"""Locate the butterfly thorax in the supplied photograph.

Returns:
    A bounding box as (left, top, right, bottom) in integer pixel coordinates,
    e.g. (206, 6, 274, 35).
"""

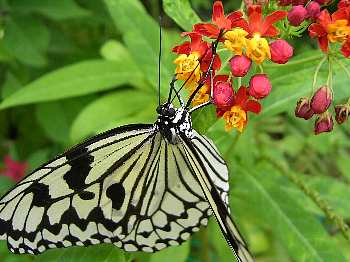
(155, 103, 193, 144)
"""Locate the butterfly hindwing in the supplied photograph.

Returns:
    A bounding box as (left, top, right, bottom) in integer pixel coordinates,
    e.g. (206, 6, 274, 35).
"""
(181, 133, 254, 262)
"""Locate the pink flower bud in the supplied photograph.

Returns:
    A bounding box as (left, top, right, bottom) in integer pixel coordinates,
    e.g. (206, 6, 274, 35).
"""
(269, 39, 294, 64)
(314, 112, 333, 135)
(213, 81, 234, 109)
(334, 104, 350, 124)
(249, 74, 272, 99)
(295, 97, 314, 120)
(288, 5, 307, 26)
(310, 85, 333, 114)
(229, 55, 252, 77)
(306, 1, 321, 19)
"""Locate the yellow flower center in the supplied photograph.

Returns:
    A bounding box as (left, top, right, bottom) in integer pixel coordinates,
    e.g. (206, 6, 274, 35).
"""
(174, 52, 201, 88)
(223, 105, 247, 132)
(327, 20, 350, 43)
(224, 28, 249, 55)
(190, 84, 210, 107)
(246, 34, 271, 64)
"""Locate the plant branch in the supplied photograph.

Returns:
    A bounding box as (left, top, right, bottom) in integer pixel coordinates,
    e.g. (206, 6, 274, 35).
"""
(265, 157, 350, 243)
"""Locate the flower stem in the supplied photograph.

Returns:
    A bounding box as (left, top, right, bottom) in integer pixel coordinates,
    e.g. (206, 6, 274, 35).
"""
(258, 64, 264, 73)
(237, 77, 242, 88)
(266, 157, 350, 243)
(311, 55, 327, 96)
(327, 56, 333, 88)
(263, 54, 324, 68)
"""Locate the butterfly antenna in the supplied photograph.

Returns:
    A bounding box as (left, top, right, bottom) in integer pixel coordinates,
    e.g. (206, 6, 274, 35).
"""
(157, 4, 163, 106)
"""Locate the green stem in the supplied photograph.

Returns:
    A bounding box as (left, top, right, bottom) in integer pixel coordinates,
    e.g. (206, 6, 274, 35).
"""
(258, 64, 264, 73)
(263, 54, 324, 68)
(237, 77, 242, 88)
(240, 0, 245, 11)
(327, 56, 333, 88)
(311, 55, 327, 96)
(266, 157, 350, 243)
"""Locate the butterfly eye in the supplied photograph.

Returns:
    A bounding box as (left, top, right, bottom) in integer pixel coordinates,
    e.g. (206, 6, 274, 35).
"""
(156, 105, 162, 114)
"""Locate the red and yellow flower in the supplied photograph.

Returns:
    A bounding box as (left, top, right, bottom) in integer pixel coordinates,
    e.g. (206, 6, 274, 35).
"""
(221, 86, 261, 132)
(224, 5, 287, 64)
(173, 32, 221, 88)
(193, 1, 245, 39)
(309, 8, 350, 55)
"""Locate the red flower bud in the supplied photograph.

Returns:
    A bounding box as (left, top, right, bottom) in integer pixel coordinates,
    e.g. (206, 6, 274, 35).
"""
(269, 39, 294, 64)
(314, 112, 333, 135)
(310, 85, 333, 114)
(334, 104, 350, 124)
(213, 81, 234, 109)
(306, 1, 321, 20)
(288, 5, 307, 26)
(229, 55, 252, 77)
(295, 97, 314, 120)
(249, 74, 272, 99)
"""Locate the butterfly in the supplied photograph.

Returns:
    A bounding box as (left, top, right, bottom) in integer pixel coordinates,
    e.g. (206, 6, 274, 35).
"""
(0, 27, 254, 262)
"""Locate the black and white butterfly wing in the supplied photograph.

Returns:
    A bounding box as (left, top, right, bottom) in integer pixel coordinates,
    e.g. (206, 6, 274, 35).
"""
(0, 124, 228, 255)
(182, 132, 254, 262)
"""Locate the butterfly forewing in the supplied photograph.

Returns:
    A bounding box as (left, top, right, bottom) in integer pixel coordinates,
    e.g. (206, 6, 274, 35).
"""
(0, 124, 230, 255)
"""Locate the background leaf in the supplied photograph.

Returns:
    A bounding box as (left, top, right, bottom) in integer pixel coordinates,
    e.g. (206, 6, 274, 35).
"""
(0, 60, 144, 109)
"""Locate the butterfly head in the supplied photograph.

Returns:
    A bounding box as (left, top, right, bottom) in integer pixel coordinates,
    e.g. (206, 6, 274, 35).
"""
(156, 103, 176, 119)
(156, 103, 192, 144)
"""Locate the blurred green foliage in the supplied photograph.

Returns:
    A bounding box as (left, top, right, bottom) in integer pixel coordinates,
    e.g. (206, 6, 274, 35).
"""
(0, 0, 349, 261)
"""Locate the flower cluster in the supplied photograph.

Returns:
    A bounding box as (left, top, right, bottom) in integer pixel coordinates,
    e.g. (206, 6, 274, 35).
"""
(172, 1, 293, 132)
(291, 1, 350, 134)
(308, 2, 350, 56)
(295, 86, 350, 134)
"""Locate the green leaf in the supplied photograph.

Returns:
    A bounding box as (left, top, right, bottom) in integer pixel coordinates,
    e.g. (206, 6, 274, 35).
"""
(36, 97, 93, 144)
(103, 0, 176, 99)
(192, 105, 217, 134)
(1, 72, 22, 99)
(0, 176, 14, 196)
(149, 241, 190, 262)
(34, 244, 125, 262)
(3, 17, 49, 67)
(10, 0, 90, 20)
(163, 0, 201, 32)
(100, 40, 132, 62)
(232, 164, 348, 261)
(0, 60, 144, 110)
(70, 89, 155, 143)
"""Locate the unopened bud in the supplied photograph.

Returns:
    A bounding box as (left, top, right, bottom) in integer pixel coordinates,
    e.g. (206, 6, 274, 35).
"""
(295, 97, 314, 120)
(288, 5, 308, 26)
(314, 112, 333, 135)
(311, 85, 333, 114)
